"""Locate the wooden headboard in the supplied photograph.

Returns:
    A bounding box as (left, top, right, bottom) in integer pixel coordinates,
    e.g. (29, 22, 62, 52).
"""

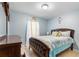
(51, 28, 75, 38)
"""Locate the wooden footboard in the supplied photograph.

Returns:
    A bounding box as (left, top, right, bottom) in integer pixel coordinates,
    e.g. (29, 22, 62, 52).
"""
(29, 37, 50, 57)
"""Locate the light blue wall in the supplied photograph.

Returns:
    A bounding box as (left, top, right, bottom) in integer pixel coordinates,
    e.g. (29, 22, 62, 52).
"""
(47, 11, 79, 49)
(9, 11, 28, 43)
(38, 18, 48, 36)
(9, 10, 48, 44)
(0, 6, 6, 35)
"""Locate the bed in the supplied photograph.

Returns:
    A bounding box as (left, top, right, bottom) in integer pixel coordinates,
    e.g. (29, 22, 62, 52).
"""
(29, 28, 74, 57)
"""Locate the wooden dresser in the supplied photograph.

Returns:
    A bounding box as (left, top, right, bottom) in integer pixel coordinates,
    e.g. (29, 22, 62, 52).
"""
(0, 35, 22, 57)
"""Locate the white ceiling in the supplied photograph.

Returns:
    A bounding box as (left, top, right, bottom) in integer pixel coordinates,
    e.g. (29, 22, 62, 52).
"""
(9, 2, 79, 19)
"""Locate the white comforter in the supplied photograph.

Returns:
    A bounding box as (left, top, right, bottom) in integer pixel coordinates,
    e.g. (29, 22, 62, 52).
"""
(32, 35, 73, 50)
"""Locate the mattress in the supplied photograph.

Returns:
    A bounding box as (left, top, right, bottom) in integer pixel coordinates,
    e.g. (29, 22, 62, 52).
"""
(32, 35, 73, 50)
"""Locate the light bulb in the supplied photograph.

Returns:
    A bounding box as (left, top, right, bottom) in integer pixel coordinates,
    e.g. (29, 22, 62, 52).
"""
(41, 4, 48, 10)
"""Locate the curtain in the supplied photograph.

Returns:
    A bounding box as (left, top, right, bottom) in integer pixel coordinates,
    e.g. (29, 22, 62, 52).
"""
(26, 16, 39, 46)
(31, 18, 39, 37)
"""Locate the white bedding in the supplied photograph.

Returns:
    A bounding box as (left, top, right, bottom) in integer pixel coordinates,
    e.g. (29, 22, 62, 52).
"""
(32, 35, 73, 50)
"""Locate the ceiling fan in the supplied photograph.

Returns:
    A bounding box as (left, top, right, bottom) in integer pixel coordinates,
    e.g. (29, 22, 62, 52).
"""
(2, 2, 10, 21)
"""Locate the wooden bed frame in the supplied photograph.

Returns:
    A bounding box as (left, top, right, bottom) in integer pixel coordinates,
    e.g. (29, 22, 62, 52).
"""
(29, 28, 74, 57)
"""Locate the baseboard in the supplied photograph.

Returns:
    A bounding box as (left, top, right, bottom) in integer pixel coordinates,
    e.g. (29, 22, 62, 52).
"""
(73, 48, 79, 52)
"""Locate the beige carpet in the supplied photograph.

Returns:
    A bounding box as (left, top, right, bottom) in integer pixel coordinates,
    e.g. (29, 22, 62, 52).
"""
(21, 45, 79, 57)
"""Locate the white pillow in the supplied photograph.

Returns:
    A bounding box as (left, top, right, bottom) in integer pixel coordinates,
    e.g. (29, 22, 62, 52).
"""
(61, 31, 70, 37)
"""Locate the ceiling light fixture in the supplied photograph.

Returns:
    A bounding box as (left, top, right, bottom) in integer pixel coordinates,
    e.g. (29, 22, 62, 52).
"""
(41, 4, 48, 10)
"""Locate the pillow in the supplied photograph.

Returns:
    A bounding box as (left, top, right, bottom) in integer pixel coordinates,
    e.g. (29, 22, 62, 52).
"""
(52, 31, 58, 37)
(56, 31, 62, 37)
(60, 31, 70, 37)
(52, 31, 62, 37)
